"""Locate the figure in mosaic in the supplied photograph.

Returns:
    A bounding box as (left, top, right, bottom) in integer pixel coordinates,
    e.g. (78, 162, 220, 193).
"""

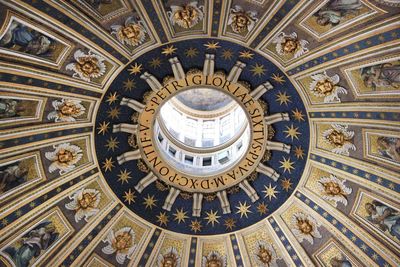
(0, 21, 54, 56)
(322, 124, 356, 156)
(309, 71, 347, 103)
(272, 32, 309, 59)
(330, 256, 353, 267)
(45, 143, 83, 175)
(111, 16, 147, 47)
(291, 212, 322, 244)
(376, 136, 400, 162)
(201, 251, 226, 267)
(365, 200, 400, 240)
(361, 62, 400, 90)
(157, 247, 181, 267)
(252, 240, 280, 267)
(0, 162, 28, 194)
(0, 99, 26, 119)
(66, 49, 106, 82)
(317, 174, 352, 207)
(314, 0, 363, 27)
(3, 220, 59, 267)
(85, 0, 113, 10)
(47, 99, 86, 122)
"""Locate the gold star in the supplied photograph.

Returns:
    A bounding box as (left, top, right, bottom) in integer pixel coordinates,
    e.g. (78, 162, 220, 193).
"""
(250, 63, 266, 77)
(205, 210, 220, 227)
(174, 208, 189, 224)
(106, 92, 118, 105)
(102, 157, 114, 172)
(123, 189, 136, 204)
(143, 194, 157, 210)
(224, 218, 236, 230)
(162, 45, 177, 56)
(190, 220, 202, 233)
(239, 50, 254, 59)
(204, 41, 221, 50)
(292, 108, 305, 122)
(1, 218, 8, 226)
(97, 121, 109, 135)
(157, 212, 169, 226)
(118, 169, 131, 184)
(262, 183, 279, 201)
(185, 47, 199, 58)
(257, 202, 268, 215)
(128, 63, 142, 75)
(281, 178, 293, 192)
(284, 124, 301, 141)
(105, 136, 119, 151)
(123, 78, 136, 91)
(276, 91, 291, 105)
(149, 57, 162, 69)
(221, 49, 234, 60)
(279, 157, 295, 173)
(107, 107, 121, 119)
(294, 146, 305, 159)
(271, 73, 285, 84)
(236, 201, 252, 218)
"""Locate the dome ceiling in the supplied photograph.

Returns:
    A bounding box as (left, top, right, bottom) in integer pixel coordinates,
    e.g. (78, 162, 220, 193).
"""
(0, 0, 399, 267)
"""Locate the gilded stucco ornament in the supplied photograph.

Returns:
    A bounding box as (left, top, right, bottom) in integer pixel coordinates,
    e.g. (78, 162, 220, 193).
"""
(272, 32, 309, 59)
(322, 124, 356, 156)
(66, 49, 106, 82)
(45, 143, 83, 175)
(111, 16, 147, 47)
(310, 71, 348, 103)
(47, 99, 86, 122)
(157, 247, 181, 267)
(291, 212, 322, 244)
(252, 240, 281, 267)
(65, 188, 101, 222)
(168, 1, 204, 29)
(317, 174, 352, 207)
(102, 227, 137, 265)
(202, 251, 227, 267)
(227, 5, 258, 34)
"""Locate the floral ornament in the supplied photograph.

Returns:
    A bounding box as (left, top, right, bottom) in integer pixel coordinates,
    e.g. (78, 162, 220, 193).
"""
(272, 32, 309, 59)
(66, 49, 106, 82)
(201, 251, 227, 267)
(291, 212, 322, 244)
(322, 124, 356, 156)
(168, 1, 204, 29)
(310, 71, 348, 103)
(317, 174, 352, 207)
(65, 188, 101, 222)
(111, 16, 147, 47)
(102, 227, 136, 265)
(227, 5, 258, 34)
(47, 99, 86, 122)
(157, 247, 181, 267)
(252, 240, 281, 267)
(45, 143, 83, 175)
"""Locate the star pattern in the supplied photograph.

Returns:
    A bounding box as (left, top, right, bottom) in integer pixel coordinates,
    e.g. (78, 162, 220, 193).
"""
(118, 169, 131, 184)
(284, 124, 301, 140)
(250, 63, 266, 77)
(294, 146, 305, 159)
(123, 78, 136, 91)
(162, 45, 177, 56)
(105, 136, 119, 151)
(106, 92, 118, 105)
(257, 202, 268, 215)
(97, 121, 109, 135)
(204, 41, 221, 50)
(204, 210, 220, 226)
(281, 178, 293, 192)
(190, 220, 202, 233)
(123, 189, 136, 204)
(102, 157, 114, 172)
(157, 212, 169, 226)
(107, 107, 121, 119)
(149, 57, 162, 69)
(276, 91, 291, 105)
(185, 47, 199, 58)
(236, 201, 252, 218)
(271, 73, 285, 84)
(128, 63, 142, 75)
(143, 194, 157, 209)
(239, 50, 254, 59)
(224, 218, 236, 230)
(221, 49, 234, 60)
(279, 157, 295, 173)
(292, 108, 305, 122)
(262, 183, 279, 201)
(174, 208, 189, 224)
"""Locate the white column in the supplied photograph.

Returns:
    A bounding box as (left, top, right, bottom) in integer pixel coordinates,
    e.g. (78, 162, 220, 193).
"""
(251, 81, 273, 100)
(264, 113, 290, 125)
(140, 72, 162, 91)
(162, 187, 181, 211)
(217, 190, 231, 214)
(113, 123, 138, 134)
(256, 163, 279, 181)
(239, 180, 259, 202)
(227, 61, 246, 83)
(117, 150, 141, 165)
(135, 172, 157, 193)
(203, 54, 215, 76)
(192, 193, 203, 217)
(169, 57, 185, 80)
(266, 141, 291, 154)
(120, 97, 144, 113)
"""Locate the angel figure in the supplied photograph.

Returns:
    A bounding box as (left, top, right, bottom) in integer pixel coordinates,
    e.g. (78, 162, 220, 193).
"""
(322, 124, 356, 156)
(272, 32, 309, 59)
(309, 71, 347, 103)
(168, 2, 204, 29)
(228, 5, 258, 34)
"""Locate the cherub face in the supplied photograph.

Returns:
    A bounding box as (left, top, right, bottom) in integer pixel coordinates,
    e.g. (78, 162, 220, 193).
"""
(121, 24, 141, 40)
(283, 39, 298, 54)
(258, 248, 272, 264)
(174, 5, 199, 28)
(297, 219, 313, 235)
(206, 259, 222, 267)
(231, 13, 250, 33)
(60, 103, 79, 116)
(162, 257, 176, 267)
(76, 57, 100, 76)
(78, 192, 96, 209)
(328, 131, 345, 146)
(57, 149, 74, 163)
(113, 232, 133, 251)
(324, 182, 342, 196)
(316, 79, 334, 94)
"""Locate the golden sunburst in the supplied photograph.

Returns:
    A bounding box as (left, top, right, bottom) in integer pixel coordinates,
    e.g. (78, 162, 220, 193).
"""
(204, 41, 221, 50)
(250, 63, 266, 77)
(162, 45, 177, 56)
(128, 62, 142, 75)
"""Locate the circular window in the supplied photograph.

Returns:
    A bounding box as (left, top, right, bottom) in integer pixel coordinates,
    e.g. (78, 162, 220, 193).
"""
(155, 87, 251, 176)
